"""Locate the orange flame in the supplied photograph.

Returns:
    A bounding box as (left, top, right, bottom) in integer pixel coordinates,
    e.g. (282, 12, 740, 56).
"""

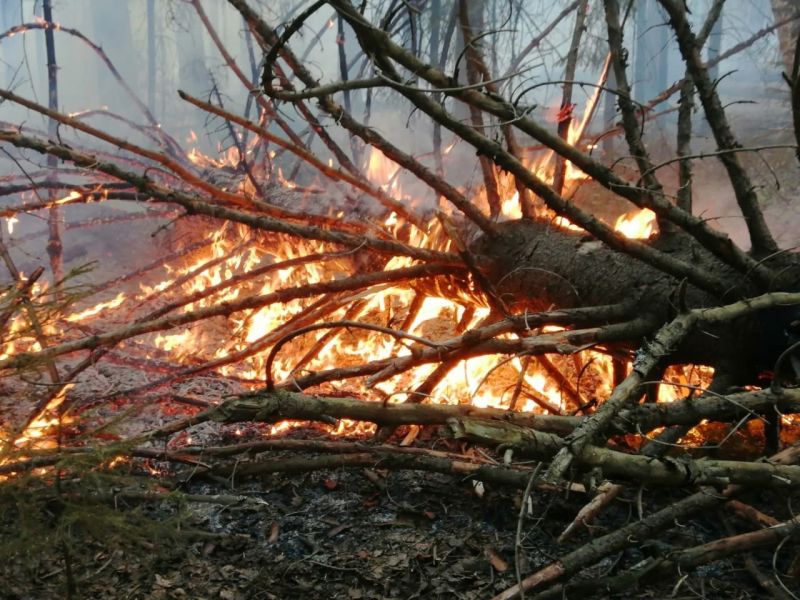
(366, 147, 401, 190)
(614, 209, 657, 239)
(12, 384, 74, 449)
(65, 292, 126, 322)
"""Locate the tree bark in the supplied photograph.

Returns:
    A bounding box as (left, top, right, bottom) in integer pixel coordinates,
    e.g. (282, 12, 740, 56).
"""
(771, 0, 800, 74)
(471, 219, 800, 379)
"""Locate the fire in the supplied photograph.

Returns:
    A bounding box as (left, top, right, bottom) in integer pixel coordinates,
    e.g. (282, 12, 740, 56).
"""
(552, 216, 584, 232)
(442, 139, 458, 155)
(0, 49, 706, 454)
(65, 292, 126, 322)
(656, 365, 714, 403)
(277, 167, 296, 189)
(501, 190, 522, 220)
(10, 384, 74, 450)
(498, 60, 608, 224)
(101, 104, 660, 435)
(33, 14, 62, 31)
(366, 147, 401, 191)
(614, 209, 657, 239)
(185, 131, 255, 171)
(55, 190, 83, 205)
(131, 214, 579, 421)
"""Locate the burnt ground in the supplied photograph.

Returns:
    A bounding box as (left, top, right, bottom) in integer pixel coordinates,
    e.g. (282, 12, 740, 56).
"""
(1, 418, 799, 600)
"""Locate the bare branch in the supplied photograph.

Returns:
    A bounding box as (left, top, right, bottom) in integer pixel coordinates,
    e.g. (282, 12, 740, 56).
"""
(658, 0, 779, 257)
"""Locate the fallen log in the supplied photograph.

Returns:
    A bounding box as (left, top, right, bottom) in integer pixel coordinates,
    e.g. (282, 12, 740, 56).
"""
(147, 386, 800, 440)
(472, 219, 800, 380)
(450, 417, 800, 488)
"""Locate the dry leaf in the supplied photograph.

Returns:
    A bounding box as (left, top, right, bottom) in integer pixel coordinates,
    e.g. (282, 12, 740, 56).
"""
(268, 521, 280, 544)
(485, 547, 508, 573)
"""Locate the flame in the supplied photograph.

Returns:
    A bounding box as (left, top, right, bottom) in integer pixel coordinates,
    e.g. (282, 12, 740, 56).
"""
(116, 87, 660, 436)
(65, 292, 126, 322)
(55, 190, 83, 205)
(0, 277, 48, 361)
(366, 148, 399, 185)
(33, 15, 62, 31)
(0, 51, 713, 452)
(131, 213, 577, 423)
(185, 132, 251, 170)
(501, 190, 522, 220)
(552, 216, 583, 232)
(614, 209, 657, 239)
(497, 58, 611, 223)
(12, 384, 74, 449)
(656, 365, 714, 403)
(277, 167, 297, 189)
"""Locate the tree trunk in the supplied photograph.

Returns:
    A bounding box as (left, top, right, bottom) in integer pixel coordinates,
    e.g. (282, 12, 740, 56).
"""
(771, 0, 800, 74)
(471, 219, 800, 381)
(0, 0, 23, 88)
(634, 0, 669, 102)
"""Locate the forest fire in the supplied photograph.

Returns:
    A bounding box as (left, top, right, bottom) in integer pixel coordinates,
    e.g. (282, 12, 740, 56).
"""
(0, 130, 687, 451)
(11, 384, 72, 449)
(0, 75, 767, 451)
(614, 208, 657, 239)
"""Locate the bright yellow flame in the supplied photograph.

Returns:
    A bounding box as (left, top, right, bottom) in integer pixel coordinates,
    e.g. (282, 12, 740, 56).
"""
(366, 147, 401, 190)
(614, 209, 657, 239)
(54, 190, 82, 206)
(12, 384, 74, 449)
(65, 292, 126, 322)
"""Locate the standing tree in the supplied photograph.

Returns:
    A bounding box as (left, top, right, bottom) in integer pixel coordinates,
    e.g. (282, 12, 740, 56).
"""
(772, 0, 800, 73)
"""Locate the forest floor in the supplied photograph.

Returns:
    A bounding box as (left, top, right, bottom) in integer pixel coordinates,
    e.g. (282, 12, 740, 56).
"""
(1, 416, 798, 600)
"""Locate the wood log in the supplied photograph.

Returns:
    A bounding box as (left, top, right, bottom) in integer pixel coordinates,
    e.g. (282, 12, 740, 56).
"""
(471, 219, 800, 381)
(148, 387, 800, 440)
(449, 417, 800, 488)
